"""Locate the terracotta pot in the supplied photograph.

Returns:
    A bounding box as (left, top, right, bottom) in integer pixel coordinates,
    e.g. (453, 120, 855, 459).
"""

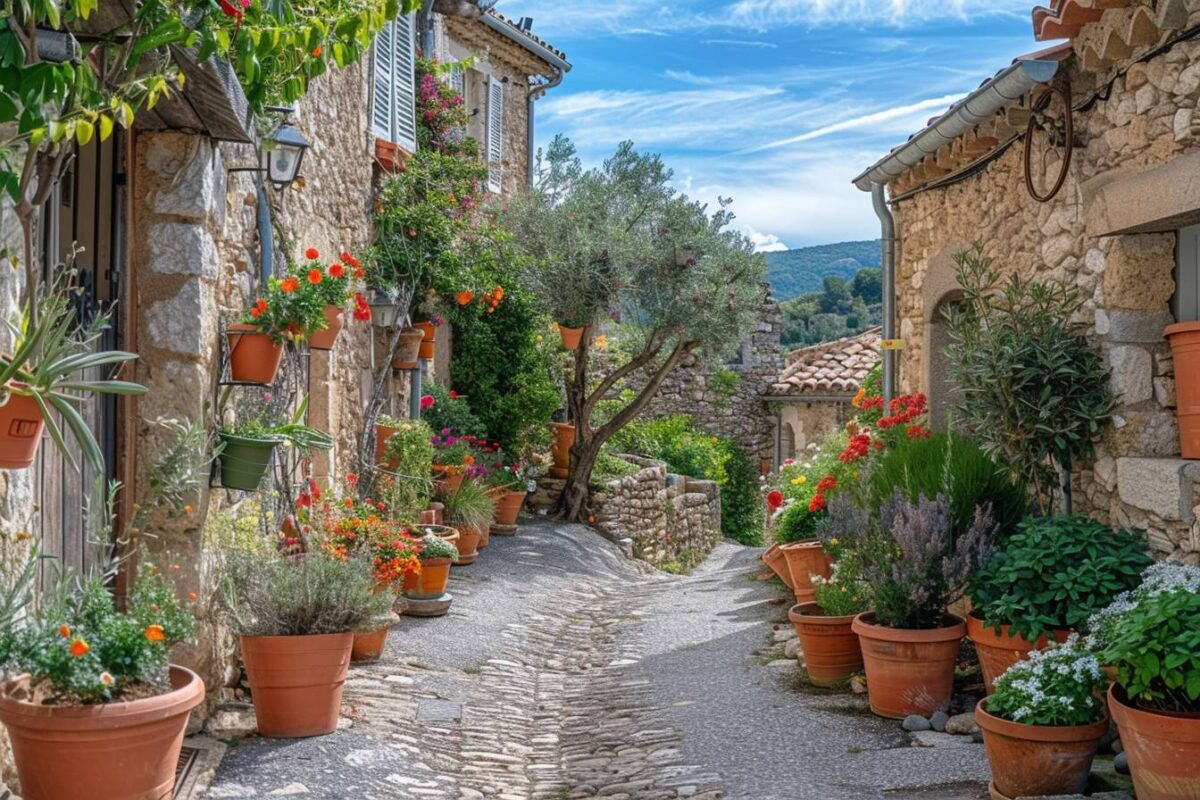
(227, 323, 284, 385)
(404, 557, 452, 599)
(434, 467, 465, 494)
(308, 304, 346, 351)
(375, 422, 398, 468)
(390, 328, 426, 370)
(1109, 683, 1200, 799)
(788, 603, 863, 686)
(477, 522, 491, 549)
(420, 502, 445, 525)
(493, 491, 526, 526)
(851, 612, 966, 719)
(415, 321, 437, 361)
(452, 524, 482, 565)
(558, 324, 587, 350)
(967, 612, 1071, 694)
(977, 698, 1108, 799)
(240, 632, 353, 737)
(779, 540, 832, 604)
(549, 421, 576, 479)
(1167, 321, 1200, 458)
(0, 387, 45, 469)
(0, 665, 203, 800)
(351, 612, 399, 662)
(762, 544, 794, 589)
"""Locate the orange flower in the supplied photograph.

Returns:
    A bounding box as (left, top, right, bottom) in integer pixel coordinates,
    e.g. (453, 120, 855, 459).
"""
(145, 625, 166, 643)
(851, 387, 867, 409)
(69, 639, 90, 658)
(344, 497, 354, 509)
(340, 251, 353, 263)
(305, 247, 320, 260)
(308, 268, 323, 285)
(184, 504, 194, 515)
(188, 592, 199, 602)
(455, 291, 474, 306)
(463, 454, 475, 467)
(311, 45, 323, 58)
(58, 624, 70, 638)
(280, 276, 299, 293)
(329, 263, 346, 278)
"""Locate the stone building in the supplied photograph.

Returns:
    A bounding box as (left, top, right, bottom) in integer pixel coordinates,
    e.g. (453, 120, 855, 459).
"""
(852, 0, 1200, 562)
(0, 2, 567, 722)
(767, 327, 881, 461)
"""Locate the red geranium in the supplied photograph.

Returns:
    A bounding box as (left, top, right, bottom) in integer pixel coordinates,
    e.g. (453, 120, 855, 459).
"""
(766, 490, 783, 512)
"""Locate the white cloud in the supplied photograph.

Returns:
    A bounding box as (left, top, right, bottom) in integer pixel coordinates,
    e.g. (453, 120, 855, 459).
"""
(741, 93, 962, 153)
(724, 0, 1032, 29)
(700, 39, 779, 48)
(748, 230, 790, 252)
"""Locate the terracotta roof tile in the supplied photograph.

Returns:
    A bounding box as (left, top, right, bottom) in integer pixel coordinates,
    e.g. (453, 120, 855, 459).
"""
(486, 9, 568, 62)
(767, 327, 882, 398)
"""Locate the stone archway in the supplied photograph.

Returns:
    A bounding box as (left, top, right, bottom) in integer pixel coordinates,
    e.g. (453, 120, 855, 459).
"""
(921, 243, 970, 432)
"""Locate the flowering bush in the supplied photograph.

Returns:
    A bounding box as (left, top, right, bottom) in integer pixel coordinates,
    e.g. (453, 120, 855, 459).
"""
(811, 553, 870, 617)
(379, 419, 435, 512)
(1089, 562, 1200, 712)
(420, 383, 488, 439)
(417, 532, 459, 562)
(283, 247, 370, 323)
(416, 57, 473, 156)
(988, 638, 1107, 726)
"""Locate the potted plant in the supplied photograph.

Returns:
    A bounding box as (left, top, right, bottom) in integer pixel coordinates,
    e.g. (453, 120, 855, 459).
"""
(788, 544, 869, 687)
(488, 463, 531, 529)
(847, 491, 995, 718)
(288, 247, 370, 351)
(0, 560, 203, 800)
(219, 548, 392, 737)
(430, 430, 476, 493)
(0, 273, 146, 471)
(442, 479, 493, 566)
(549, 418, 576, 479)
(414, 314, 442, 361)
(229, 274, 326, 385)
(218, 394, 333, 492)
(976, 639, 1109, 800)
(391, 326, 427, 369)
(403, 532, 459, 600)
(967, 515, 1151, 692)
(1090, 562, 1200, 800)
(555, 315, 591, 351)
(379, 420, 436, 514)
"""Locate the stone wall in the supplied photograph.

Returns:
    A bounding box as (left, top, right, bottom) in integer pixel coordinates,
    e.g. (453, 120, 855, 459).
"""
(779, 400, 848, 460)
(590, 455, 722, 571)
(890, 15, 1200, 562)
(644, 288, 783, 464)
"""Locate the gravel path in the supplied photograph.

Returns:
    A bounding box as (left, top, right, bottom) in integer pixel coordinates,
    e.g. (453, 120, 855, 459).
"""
(202, 520, 989, 799)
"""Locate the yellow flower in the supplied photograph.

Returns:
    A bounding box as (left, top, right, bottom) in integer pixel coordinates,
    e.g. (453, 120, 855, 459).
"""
(594, 335, 608, 351)
(830, 538, 839, 547)
(851, 470, 860, 479)
(794, 475, 807, 485)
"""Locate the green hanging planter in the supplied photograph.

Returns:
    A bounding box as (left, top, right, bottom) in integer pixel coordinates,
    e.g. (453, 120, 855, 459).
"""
(218, 433, 283, 491)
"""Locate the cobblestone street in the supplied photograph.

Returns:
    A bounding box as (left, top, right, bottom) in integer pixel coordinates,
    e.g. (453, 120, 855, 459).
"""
(200, 520, 992, 800)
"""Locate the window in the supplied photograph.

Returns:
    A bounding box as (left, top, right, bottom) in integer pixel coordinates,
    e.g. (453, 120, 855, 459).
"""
(487, 77, 504, 193)
(1175, 224, 1200, 322)
(371, 13, 417, 153)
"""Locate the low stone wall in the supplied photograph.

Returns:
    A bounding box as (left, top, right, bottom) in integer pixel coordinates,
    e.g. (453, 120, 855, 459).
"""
(590, 455, 722, 571)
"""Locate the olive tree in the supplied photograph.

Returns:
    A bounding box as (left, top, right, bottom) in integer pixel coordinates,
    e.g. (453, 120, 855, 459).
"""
(503, 137, 767, 521)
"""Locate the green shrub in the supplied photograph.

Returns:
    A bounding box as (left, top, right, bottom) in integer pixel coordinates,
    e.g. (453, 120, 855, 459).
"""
(969, 515, 1151, 641)
(380, 419, 436, 514)
(718, 443, 763, 546)
(591, 451, 641, 487)
(421, 383, 487, 439)
(776, 500, 822, 544)
(812, 552, 870, 616)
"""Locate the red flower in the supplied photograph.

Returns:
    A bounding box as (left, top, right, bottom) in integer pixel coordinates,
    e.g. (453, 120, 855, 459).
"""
(297, 493, 312, 508)
(308, 268, 323, 285)
(219, 0, 245, 21)
(816, 475, 837, 493)
(907, 424, 931, 440)
(420, 395, 435, 410)
(766, 490, 783, 512)
(347, 473, 359, 486)
(449, 390, 458, 399)
(808, 494, 827, 513)
(305, 247, 320, 260)
(328, 262, 346, 278)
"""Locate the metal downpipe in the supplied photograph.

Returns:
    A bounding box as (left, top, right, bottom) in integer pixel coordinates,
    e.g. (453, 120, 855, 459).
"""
(872, 182, 896, 405)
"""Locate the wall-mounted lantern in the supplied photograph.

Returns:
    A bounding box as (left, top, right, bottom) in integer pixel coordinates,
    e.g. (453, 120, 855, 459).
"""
(260, 110, 310, 190)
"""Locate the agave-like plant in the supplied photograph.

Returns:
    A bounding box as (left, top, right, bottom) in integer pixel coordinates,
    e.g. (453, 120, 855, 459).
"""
(1, 272, 146, 472)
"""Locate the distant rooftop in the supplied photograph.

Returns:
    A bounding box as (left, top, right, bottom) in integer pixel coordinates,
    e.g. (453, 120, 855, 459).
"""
(768, 327, 881, 398)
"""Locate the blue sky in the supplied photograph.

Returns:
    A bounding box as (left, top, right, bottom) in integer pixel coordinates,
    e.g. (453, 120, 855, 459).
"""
(496, 0, 1042, 250)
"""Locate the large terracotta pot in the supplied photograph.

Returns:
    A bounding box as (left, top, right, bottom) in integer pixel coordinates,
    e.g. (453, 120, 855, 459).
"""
(375, 422, 397, 468)
(493, 490, 526, 527)
(1109, 683, 1200, 799)
(390, 328, 426, 370)
(851, 612, 966, 719)
(967, 613, 1071, 694)
(1167, 321, 1200, 458)
(0, 387, 45, 469)
(241, 632, 353, 737)
(558, 324, 587, 350)
(549, 422, 575, 479)
(351, 612, 399, 662)
(0, 665, 204, 800)
(415, 321, 437, 360)
(762, 544, 794, 589)
(779, 540, 832, 604)
(227, 323, 284, 385)
(452, 524, 482, 565)
(976, 698, 1108, 800)
(788, 602, 863, 686)
(308, 304, 346, 351)
(404, 557, 452, 599)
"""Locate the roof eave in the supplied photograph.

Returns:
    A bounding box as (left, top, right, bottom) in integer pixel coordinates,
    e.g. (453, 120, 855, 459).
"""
(480, 13, 572, 74)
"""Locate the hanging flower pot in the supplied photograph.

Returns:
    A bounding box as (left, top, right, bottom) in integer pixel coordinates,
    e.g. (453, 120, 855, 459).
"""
(227, 323, 284, 385)
(351, 612, 400, 663)
(558, 324, 588, 351)
(493, 491, 526, 527)
(1109, 684, 1200, 800)
(851, 611, 966, 719)
(549, 422, 576, 479)
(218, 433, 282, 491)
(0, 666, 204, 800)
(0, 386, 45, 469)
(779, 540, 832, 604)
(390, 328, 426, 370)
(788, 603, 863, 687)
(308, 305, 346, 351)
(761, 544, 794, 589)
(415, 320, 438, 360)
(240, 632, 354, 738)
(966, 613, 1071, 694)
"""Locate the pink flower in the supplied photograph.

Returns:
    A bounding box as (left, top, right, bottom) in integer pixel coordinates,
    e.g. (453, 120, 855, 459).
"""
(420, 395, 434, 410)
(441, 428, 451, 436)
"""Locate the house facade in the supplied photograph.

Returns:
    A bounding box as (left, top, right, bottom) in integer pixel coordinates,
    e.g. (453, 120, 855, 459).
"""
(855, 0, 1200, 562)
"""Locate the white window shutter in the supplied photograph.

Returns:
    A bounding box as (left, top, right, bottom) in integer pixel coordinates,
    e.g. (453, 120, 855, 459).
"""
(487, 77, 504, 193)
(371, 22, 396, 141)
(449, 67, 465, 98)
(393, 13, 418, 153)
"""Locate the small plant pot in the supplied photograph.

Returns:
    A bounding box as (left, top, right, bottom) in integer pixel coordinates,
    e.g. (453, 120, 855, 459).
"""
(761, 543, 794, 589)
(788, 603, 863, 687)
(0, 665, 204, 800)
(452, 524, 482, 565)
(558, 324, 588, 350)
(351, 612, 400, 662)
(977, 698, 1109, 799)
(549, 422, 576, 479)
(391, 328, 426, 370)
(375, 422, 398, 468)
(308, 305, 346, 351)
(218, 433, 282, 491)
(779, 540, 832, 604)
(415, 321, 437, 360)
(967, 612, 1071, 694)
(0, 387, 45, 469)
(851, 611, 966, 719)
(227, 323, 284, 385)
(1109, 683, 1200, 800)
(241, 632, 353, 738)
(493, 490, 526, 527)
(434, 467, 465, 494)
(404, 557, 452, 599)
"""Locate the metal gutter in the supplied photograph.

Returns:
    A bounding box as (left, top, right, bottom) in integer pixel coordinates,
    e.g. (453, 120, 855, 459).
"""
(872, 183, 897, 405)
(852, 58, 1060, 192)
(480, 12, 572, 73)
(527, 70, 565, 186)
